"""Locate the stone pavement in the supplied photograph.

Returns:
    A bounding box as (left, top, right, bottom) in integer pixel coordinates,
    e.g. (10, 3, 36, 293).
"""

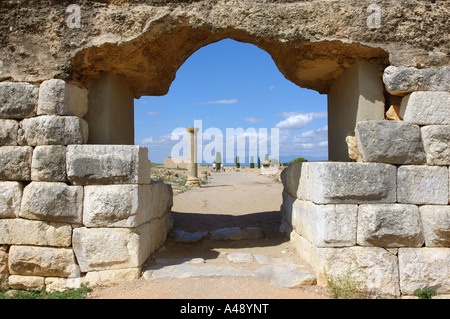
(143, 249, 316, 288)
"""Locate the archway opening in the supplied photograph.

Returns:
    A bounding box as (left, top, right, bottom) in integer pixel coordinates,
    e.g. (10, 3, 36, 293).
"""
(135, 38, 327, 231)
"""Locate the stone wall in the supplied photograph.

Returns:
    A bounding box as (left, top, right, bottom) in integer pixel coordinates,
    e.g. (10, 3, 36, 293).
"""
(280, 66, 449, 298)
(0, 79, 173, 291)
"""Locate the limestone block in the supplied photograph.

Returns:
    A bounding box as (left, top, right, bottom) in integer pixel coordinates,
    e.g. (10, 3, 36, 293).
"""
(291, 200, 357, 247)
(0, 249, 8, 277)
(149, 181, 173, 219)
(66, 145, 151, 185)
(291, 232, 400, 297)
(398, 248, 450, 295)
(383, 66, 450, 95)
(0, 219, 72, 247)
(355, 120, 425, 164)
(345, 135, 362, 162)
(0, 146, 32, 181)
(31, 145, 67, 182)
(397, 165, 448, 205)
(149, 217, 168, 253)
(72, 225, 151, 272)
(357, 204, 424, 248)
(419, 205, 450, 247)
(385, 105, 402, 121)
(18, 115, 88, 146)
(8, 275, 45, 290)
(0, 119, 18, 145)
(85, 268, 141, 289)
(421, 125, 450, 166)
(37, 79, 88, 117)
(280, 190, 295, 232)
(19, 182, 83, 224)
(0, 182, 23, 218)
(399, 91, 450, 125)
(280, 162, 303, 198)
(297, 162, 396, 204)
(0, 82, 38, 119)
(83, 184, 152, 228)
(8, 245, 78, 277)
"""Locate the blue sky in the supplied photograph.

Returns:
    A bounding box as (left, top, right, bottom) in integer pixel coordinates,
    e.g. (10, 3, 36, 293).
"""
(134, 39, 328, 165)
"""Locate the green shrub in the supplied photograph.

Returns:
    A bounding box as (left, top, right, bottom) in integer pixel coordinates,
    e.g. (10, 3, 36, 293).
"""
(323, 266, 367, 299)
(414, 288, 437, 299)
(289, 157, 308, 164)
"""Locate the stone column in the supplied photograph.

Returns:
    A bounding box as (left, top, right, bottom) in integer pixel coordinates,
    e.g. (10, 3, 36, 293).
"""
(186, 126, 200, 187)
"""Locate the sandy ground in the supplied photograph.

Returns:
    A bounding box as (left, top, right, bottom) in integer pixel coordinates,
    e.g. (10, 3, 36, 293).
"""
(89, 169, 330, 299)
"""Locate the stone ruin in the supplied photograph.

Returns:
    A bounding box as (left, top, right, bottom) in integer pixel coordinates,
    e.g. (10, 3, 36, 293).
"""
(0, 0, 448, 297)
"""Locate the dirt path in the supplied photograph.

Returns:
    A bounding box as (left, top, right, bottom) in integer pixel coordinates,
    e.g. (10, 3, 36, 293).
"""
(89, 170, 329, 299)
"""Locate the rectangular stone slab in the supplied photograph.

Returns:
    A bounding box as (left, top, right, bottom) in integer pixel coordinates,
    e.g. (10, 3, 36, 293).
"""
(66, 145, 151, 185)
(297, 162, 397, 204)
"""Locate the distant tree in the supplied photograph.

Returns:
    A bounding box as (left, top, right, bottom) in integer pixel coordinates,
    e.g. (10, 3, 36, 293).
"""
(235, 156, 240, 168)
(250, 156, 255, 168)
(289, 157, 308, 164)
(257, 157, 261, 168)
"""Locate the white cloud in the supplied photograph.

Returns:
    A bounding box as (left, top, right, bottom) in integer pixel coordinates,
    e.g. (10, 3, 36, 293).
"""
(147, 111, 158, 116)
(274, 111, 327, 130)
(275, 113, 314, 130)
(197, 99, 238, 105)
(268, 85, 275, 90)
(242, 117, 264, 123)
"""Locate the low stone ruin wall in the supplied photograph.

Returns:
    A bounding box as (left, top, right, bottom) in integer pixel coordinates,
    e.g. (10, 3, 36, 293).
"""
(280, 66, 449, 298)
(0, 79, 173, 291)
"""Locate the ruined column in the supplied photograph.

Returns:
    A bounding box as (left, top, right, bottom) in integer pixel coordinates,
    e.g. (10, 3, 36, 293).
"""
(186, 126, 200, 187)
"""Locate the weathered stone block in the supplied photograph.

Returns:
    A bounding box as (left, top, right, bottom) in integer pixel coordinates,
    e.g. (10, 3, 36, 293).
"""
(291, 232, 400, 297)
(18, 115, 88, 146)
(298, 162, 396, 204)
(0, 146, 33, 181)
(0, 249, 8, 277)
(37, 79, 88, 117)
(0, 218, 72, 247)
(72, 225, 151, 272)
(8, 275, 45, 290)
(66, 145, 151, 185)
(149, 181, 173, 219)
(0, 119, 18, 145)
(399, 91, 450, 125)
(280, 162, 303, 198)
(31, 145, 67, 182)
(398, 248, 450, 295)
(0, 181, 23, 218)
(0, 82, 38, 119)
(419, 205, 450, 247)
(280, 190, 295, 234)
(397, 165, 448, 205)
(383, 66, 450, 95)
(19, 182, 83, 224)
(85, 268, 141, 289)
(357, 204, 424, 247)
(355, 120, 425, 164)
(8, 245, 78, 277)
(149, 217, 168, 253)
(83, 184, 152, 228)
(421, 125, 450, 166)
(291, 200, 357, 247)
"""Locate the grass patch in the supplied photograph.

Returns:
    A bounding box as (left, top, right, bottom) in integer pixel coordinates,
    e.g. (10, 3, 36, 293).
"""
(0, 277, 91, 299)
(323, 266, 368, 299)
